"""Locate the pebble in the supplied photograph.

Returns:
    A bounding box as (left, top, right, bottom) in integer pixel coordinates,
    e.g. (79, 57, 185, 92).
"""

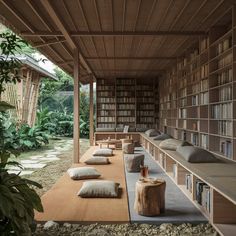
(43, 221, 59, 230)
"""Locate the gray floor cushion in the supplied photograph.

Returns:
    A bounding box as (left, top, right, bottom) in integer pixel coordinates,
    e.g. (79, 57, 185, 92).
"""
(78, 180, 120, 198)
(145, 129, 161, 137)
(177, 146, 219, 163)
(153, 133, 172, 140)
(123, 143, 135, 154)
(159, 138, 192, 151)
(93, 148, 113, 156)
(125, 154, 145, 172)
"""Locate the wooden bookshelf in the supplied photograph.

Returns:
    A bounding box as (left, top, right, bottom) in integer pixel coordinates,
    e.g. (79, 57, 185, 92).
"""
(159, 8, 236, 162)
(140, 133, 236, 236)
(96, 78, 158, 131)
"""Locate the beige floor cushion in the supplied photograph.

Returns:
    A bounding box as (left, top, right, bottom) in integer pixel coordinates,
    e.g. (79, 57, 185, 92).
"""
(67, 167, 101, 180)
(84, 157, 110, 165)
(93, 148, 113, 156)
(78, 180, 120, 198)
(159, 138, 192, 151)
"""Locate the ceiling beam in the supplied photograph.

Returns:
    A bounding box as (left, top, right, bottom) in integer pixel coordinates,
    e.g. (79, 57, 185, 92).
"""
(86, 56, 176, 60)
(40, 0, 92, 75)
(93, 69, 164, 72)
(20, 30, 207, 37)
(34, 39, 66, 48)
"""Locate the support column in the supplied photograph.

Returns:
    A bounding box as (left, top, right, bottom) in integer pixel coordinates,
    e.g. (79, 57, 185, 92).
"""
(73, 48, 80, 163)
(89, 76, 94, 146)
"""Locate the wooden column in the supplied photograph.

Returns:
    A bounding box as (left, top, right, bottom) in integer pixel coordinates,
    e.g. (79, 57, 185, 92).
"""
(73, 48, 80, 163)
(89, 76, 94, 146)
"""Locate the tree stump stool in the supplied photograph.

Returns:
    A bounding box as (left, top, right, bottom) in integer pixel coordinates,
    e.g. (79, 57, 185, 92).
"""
(124, 154, 144, 172)
(134, 179, 166, 216)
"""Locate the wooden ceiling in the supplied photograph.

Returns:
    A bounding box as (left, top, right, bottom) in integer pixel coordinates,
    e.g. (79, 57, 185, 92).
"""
(0, 0, 234, 83)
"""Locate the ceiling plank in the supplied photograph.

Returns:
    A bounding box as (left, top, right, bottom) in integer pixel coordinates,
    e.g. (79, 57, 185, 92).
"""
(20, 30, 207, 37)
(34, 39, 66, 48)
(86, 56, 176, 60)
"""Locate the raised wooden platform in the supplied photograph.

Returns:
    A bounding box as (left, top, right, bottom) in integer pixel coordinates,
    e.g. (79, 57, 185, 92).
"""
(35, 147, 129, 223)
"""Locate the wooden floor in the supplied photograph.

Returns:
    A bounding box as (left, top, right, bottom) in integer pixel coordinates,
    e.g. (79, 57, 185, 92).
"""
(35, 147, 130, 223)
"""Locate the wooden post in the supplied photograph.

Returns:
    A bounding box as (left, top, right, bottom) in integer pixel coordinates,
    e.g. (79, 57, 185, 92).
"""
(73, 48, 80, 163)
(89, 76, 94, 146)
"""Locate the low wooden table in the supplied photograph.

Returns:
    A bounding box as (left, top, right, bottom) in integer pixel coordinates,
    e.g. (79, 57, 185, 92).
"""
(96, 139, 121, 149)
(134, 178, 166, 216)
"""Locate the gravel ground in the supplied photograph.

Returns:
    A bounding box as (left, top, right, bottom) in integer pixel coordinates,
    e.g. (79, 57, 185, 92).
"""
(21, 138, 217, 235)
(34, 222, 217, 236)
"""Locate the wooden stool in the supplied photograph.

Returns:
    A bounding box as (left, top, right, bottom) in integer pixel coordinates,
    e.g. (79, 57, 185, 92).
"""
(134, 179, 166, 216)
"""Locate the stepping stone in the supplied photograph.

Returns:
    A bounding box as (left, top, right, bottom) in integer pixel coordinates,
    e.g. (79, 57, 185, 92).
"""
(20, 160, 39, 164)
(46, 155, 57, 158)
(30, 155, 44, 160)
(40, 157, 60, 161)
(21, 163, 47, 169)
(7, 170, 35, 176)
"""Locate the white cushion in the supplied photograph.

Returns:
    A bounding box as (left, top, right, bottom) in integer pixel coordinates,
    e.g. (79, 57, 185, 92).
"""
(67, 167, 101, 180)
(78, 180, 120, 198)
(93, 148, 113, 156)
(84, 157, 110, 165)
(159, 139, 192, 151)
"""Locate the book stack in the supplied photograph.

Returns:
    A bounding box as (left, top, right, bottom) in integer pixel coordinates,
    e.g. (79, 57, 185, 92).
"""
(179, 108, 187, 118)
(201, 185, 211, 213)
(217, 37, 232, 55)
(185, 174, 192, 193)
(211, 103, 232, 119)
(201, 79, 208, 91)
(201, 64, 208, 78)
(201, 134, 208, 149)
(218, 53, 233, 68)
(191, 133, 199, 145)
(192, 95, 199, 106)
(217, 68, 233, 85)
(218, 120, 232, 136)
(200, 92, 209, 105)
(200, 37, 209, 52)
(219, 86, 232, 101)
(220, 139, 232, 158)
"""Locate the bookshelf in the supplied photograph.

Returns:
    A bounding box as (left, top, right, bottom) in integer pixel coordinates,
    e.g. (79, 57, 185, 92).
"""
(159, 8, 236, 162)
(96, 78, 116, 128)
(96, 78, 158, 131)
(140, 133, 236, 236)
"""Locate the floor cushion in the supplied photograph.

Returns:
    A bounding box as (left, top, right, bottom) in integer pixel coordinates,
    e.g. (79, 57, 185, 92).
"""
(67, 167, 101, 180)
(145, 129, 161, 137)
(177, 146, 219, 163)
(159, 138, 192, 151)
(78, 180, 120, 198)
(125, 154, 145, 172)
(123, 143, 135, 154)
(153, 133, 172, 140)
(84, 157, 110, 165)
(93, 148, 113, 156)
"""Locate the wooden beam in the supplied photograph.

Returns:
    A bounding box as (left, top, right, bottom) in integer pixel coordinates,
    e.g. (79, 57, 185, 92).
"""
(89, 76, 94, 146)
(86, 56, 176, 60)
(34, 39, 66, 48)
(20, 30, 207, 37)
(73, 48, 80, 163)
(93, 69, 164, 72)
(40, 0, 92, 75)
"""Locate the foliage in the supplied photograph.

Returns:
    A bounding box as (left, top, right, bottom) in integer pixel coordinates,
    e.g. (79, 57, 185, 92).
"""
(0, 32, 26, 97)
(0, 28, 43, 236)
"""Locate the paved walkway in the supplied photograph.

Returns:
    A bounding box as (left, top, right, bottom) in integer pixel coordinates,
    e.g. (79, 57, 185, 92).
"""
(8, 138, 74, 176)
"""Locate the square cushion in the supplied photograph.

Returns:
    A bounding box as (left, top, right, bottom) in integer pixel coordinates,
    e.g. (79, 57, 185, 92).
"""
(67, 167, 101, 180)
(159, 138, 192, 151)
(136, 127, 149, 132)
(124, 154, 145, 172)
(123, 143, 135, 154)
(84, 157, 110, 165)
(153, 133, 172, 140)
(145, 129, 161, 137)
(177, 146, 218, 163)
(93, 148, 113, 156)
(78, 180, 120, 198)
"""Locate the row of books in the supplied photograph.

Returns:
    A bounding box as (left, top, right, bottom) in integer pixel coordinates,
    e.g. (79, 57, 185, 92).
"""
(117, 117, 135, 123)
(217, 120, 232, 136)
(217, 68, 233, 85)
(179, 108, 187, 119)
(179, 88, 187, 97)
(118, 104, 135, 110)
(179, 98, 187, 107)
(217, 53, 233, 69)
(177, 58, 188, 70)
(97, 91, 115, 97)
(138, 104, 155, 110)
(97, 117, 115, 122)
(220, 139, 232, 158)
(185, 174, 192, 193)
(117, 110, 133, 116)
(97, 97, 115, 103)
(201, 64, 209, 79)
(217, 37, 232, 55)
(97, 85, 114, 91)
(117, 98, 135, 103)
(201, 134, 208, 149)
(190, 49, 199, 61)
(190, 61, 198, 72)
(200, 92, 209, 105)
(136, 91, 154, 97)
(116, 80, 135, 85)
(98, 110, 115, 116)
(191, 133, 199, 146)
(192, 95, 198, 106)
(201, 78, 208, 91)
(137, 111, 155, 116)
(196, 180, 210, 213)
(211, 103, 232, 119)
(218, 85, 232, 101)
(200, 37, 209, 52)
(116, 91, 135, 97)
(97, 124, 115, 128)
(98, 104, 116, 110)
(97, 79, 114, 85)
(137, 97, 154, 103)
(136, 85, 153, 90)
(138, 117, 154, 123)
(179, 78, 187, 89)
